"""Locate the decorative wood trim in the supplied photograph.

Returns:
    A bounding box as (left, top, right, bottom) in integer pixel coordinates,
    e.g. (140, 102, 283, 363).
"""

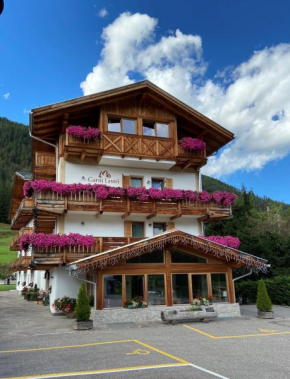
(165, 250, 173, 306)
(227, 268, 235, 303)
(97, 271, 103, 310)
(124, 221, 132, 237)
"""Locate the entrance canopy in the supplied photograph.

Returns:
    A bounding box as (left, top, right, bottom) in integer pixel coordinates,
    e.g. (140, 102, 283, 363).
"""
(68, 230, 268, 273)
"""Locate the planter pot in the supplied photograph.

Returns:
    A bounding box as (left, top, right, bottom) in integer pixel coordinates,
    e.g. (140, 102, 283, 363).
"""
(161, 308, 218, 324)
(73, 320, 93, 330)
(258, 311, 274, 319)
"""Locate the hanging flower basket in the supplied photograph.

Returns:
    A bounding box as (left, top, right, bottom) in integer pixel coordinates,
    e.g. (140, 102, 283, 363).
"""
(67, 125, 101, 142)
(180, 137, 206, 151)
(199, 235, 241, 249)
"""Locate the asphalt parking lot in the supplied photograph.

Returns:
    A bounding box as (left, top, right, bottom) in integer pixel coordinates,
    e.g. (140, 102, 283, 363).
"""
(1, 291, 290, 379)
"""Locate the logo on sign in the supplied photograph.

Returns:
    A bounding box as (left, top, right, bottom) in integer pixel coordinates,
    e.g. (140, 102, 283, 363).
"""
(88, 170, 120, 185)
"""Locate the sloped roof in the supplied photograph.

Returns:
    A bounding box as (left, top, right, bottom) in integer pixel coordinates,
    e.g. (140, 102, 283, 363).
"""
(30, 81, 234, 155)
(68, 229, 268, 273)
(8, 172, 32, 220)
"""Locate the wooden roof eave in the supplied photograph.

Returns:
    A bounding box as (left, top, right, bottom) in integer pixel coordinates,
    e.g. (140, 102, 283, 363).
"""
(68, 230, 268, 272)
(31, 81, 234, 150)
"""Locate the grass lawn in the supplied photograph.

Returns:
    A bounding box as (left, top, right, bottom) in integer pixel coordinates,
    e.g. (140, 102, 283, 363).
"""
(0, 223, 17, 277)
(0, 284, 16, 291)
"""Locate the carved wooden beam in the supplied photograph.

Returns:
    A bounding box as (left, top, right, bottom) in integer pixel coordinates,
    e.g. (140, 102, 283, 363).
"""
(95, 211, 103, 218)
(170, 214, 182, 221)
(146, 213, 156, 220)
(121, 212, 130, 219)
(61, 113, 69, 133)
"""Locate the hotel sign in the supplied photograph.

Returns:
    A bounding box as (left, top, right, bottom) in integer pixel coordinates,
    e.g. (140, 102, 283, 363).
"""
(87, 170, 121, 186)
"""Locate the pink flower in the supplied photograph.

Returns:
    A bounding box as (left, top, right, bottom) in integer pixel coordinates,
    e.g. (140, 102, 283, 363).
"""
(180, 137, 206, 151)
(200, 235, 241, 249)
(67, 125, 101, 141)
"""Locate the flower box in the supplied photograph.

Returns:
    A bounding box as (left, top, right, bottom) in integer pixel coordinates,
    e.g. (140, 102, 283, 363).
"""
(73, 320, 93, 330)
(161, 307, 217, 324)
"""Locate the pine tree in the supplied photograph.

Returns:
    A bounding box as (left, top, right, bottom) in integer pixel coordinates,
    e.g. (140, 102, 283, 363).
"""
(256, 279, 272, 312)
(75, 282, 91, 322)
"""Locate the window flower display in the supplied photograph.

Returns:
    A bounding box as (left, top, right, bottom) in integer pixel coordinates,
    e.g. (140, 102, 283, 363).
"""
(180, 137, 206, 151)
(67, 125, 101, 142)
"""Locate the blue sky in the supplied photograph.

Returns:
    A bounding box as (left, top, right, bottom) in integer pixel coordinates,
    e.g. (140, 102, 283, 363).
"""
(1, 0, 290, 203)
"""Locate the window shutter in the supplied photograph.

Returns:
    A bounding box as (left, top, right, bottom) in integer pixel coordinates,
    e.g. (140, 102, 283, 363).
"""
(124, 221, 132, 237)
(123, 175, 130, 187)
(166, 222, 175, 230)
(164, 178, 173, 189)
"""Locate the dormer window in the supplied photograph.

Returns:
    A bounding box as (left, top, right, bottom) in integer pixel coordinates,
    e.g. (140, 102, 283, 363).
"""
(108, 117, 136, 134)
(143, 121, 169, 138)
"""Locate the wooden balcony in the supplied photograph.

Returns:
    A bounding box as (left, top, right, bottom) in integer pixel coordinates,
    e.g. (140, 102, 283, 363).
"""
(9, 256, 31, 271)
(32, 237, 142, 268)
(10, 227, 33, 251)
(11, 198, 34, 230)
(35, 192, 231, 221)
(34, 151, 56, 180)
(63, 131, 207, 169)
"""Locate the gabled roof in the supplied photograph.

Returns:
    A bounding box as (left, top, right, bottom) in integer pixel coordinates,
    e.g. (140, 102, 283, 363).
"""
(30, 81, 234, 155)
(68, 229, 268, 273)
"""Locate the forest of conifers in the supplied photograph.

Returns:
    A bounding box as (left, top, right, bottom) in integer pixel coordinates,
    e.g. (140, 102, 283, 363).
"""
(1, 116, 290, 286)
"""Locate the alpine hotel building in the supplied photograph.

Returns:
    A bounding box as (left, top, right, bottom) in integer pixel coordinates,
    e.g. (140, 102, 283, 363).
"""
(9, 81, 267, 322)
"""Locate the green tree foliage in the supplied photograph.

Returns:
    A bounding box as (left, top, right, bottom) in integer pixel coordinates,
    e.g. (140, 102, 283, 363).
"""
(75, 282, 91, 322)
(0, 117, 31, 223)
(256, 279, 272, 312)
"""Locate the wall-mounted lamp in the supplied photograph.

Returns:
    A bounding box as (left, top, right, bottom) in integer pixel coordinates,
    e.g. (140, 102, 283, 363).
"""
(147, 180, 151, 185)
(82, 176, 86, 180)
(148, 223, 152, 227)
(81, 221, 85, 226)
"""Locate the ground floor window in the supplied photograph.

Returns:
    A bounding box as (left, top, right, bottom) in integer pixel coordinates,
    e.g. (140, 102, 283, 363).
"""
(126, 275, 144, 302)
(148, 274, 165, 306)
(172, 274, 189, 304)
(192, 274, 208, 299)
(103, 275, 122, 308)
(211, 273, 228, 302)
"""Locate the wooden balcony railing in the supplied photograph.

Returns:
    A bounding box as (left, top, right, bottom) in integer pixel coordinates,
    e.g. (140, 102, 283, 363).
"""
(63, 131, 207, 168)
(35, 191, 231, 220)
(33, 237, 143, 267)
(34, 151, 56, 179)
(8, 256, 31, 271)
(11, 198, 34, 230)
(10, 227, 33, 251)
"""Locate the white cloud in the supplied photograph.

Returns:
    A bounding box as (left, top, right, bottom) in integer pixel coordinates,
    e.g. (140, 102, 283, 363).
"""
(3, 92, 10, 100)
(23, 108, 30, 114)
(98, 8, 108, 18)
(80, 12, 290, 178)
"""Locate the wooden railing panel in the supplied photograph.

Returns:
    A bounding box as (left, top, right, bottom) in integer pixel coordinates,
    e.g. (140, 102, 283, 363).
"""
(35, 152, 56, 167)
(10, 227, 33, 251)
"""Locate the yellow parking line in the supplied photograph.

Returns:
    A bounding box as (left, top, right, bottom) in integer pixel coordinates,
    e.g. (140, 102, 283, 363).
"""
(0, 339, 135, 354)
(183, 325, 290, 339)
(134, 340, 189, 364)
(3, 363, 189, 379)
(183, 325, 217, 339)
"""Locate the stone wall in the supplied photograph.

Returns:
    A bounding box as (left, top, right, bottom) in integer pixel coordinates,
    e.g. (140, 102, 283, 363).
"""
(94, 303, 241, 324)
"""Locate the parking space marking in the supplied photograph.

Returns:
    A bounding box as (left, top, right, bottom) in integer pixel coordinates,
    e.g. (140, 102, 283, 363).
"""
(2, 363, 190, 379)
(134, 340, 189, 364)
(183, 324, 290, 339)
(0, 339, 135, 354)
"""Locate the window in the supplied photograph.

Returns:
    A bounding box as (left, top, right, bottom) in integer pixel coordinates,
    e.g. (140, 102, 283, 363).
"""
(153, 223, 166, 236)
(126, 275, 144, 301)
(148, 275, 165, 306)
(143, 121, 169, 138)
(152, 178, 164, 190)
(172, 274, 189, 304)
(130, 177, 143, 188)
(192, 274, 208, 299)
(108, 117, 136, 134)
(211, 273, 228, 302)
(171, 249, 206, 263)
(127, 249, 164, 264)
(103, 275, 123, 308)
(132, 222, 144, 238)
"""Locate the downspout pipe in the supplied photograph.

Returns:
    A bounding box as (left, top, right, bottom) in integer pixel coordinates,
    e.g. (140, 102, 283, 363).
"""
(233, 269, 253, 282)
(29, 111, 58, 179)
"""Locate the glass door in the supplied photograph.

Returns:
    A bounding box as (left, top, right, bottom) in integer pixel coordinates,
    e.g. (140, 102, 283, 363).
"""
(191, 274, 208, 299)
(126, 275, 144, 302)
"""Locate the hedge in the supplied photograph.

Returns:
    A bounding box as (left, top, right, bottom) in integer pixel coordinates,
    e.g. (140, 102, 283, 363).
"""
(235, 276, 290, 306)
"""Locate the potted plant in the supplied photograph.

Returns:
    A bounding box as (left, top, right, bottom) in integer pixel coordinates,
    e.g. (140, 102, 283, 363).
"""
(125, 296, 147, 309)
(73, 283, 93, 330)
(256, 279, 274, 319)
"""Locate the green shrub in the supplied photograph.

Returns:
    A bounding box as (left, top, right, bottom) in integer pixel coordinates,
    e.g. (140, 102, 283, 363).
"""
(75, 283, 91, 322)
(256, 279, 272, 312)
(235, 276, 290, 306)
